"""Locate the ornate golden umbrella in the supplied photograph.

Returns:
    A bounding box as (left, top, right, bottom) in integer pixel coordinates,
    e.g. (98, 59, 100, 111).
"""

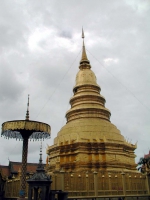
(1, 95, 51, 199)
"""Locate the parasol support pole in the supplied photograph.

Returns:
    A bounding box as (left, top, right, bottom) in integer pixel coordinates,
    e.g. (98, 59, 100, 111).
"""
(19, 137, 29, 199)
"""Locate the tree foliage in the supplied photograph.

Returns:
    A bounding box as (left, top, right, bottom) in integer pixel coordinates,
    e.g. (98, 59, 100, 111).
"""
(137, 157, 150, 174)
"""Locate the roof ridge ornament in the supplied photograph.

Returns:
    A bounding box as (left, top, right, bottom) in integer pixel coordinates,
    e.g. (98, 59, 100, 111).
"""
(80, 28, 90, 66)
(25, 94, 30, 121)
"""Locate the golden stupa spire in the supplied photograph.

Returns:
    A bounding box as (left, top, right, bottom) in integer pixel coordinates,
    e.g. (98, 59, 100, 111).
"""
(80, 28, 90, 65)
(25, 94, 30, 121)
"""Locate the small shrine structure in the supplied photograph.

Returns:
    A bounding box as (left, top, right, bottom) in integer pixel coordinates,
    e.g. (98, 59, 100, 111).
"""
(27, 145, 52, 200)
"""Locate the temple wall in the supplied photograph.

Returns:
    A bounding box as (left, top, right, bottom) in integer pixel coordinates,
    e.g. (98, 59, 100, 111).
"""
(3, 172, 150, 199)
(50, 171, 149, 198)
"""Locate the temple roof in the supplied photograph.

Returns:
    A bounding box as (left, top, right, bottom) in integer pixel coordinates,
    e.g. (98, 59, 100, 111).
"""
(0, 161, 45, 178)
(0, 165, 9, 178)
(144, 150, 150, 159)
(9, 161, 39, 174)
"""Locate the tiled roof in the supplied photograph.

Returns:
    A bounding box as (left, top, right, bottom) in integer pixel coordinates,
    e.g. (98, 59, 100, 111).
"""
(0, 161, 46, 177)
(11, 162, 39, 173)
(144, 151, 150, 159)
(0, 165, 9, 177)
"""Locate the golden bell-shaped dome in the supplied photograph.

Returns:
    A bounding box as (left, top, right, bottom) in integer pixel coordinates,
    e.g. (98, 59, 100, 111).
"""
(75, 68, 99, 87)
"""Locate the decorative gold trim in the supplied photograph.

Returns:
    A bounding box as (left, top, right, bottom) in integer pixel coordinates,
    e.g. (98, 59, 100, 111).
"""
(1, 120, 51, 139)
(2, 120, 50, 133)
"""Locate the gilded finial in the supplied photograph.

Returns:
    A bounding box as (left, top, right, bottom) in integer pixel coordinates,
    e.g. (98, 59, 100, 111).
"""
(82, 27, 84, 39)
(25, 94, 29, 121)
(80, 28, 89, 65)
(37, 141, 44, 171)
(39, 141, 43, 164)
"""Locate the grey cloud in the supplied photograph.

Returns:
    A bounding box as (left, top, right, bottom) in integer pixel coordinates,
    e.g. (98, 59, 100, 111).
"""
(59, 30, 72, 39)
(0, 2, 30, 49)
(0, 63, 24, 102)
(0, 0, 149, 165)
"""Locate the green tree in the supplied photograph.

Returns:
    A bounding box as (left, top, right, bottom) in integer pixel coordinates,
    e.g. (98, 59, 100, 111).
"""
(137, 157, 150, 174)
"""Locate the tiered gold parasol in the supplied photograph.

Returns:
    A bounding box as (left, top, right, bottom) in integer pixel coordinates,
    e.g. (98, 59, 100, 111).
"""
(1, 95, 51, 199)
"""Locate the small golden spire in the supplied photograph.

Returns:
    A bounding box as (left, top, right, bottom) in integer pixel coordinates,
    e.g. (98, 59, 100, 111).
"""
(82, 27, 84, 39)
(39, 141, 43, 164)
(80, 28, 89, 64)
(25, 94, 29, 121)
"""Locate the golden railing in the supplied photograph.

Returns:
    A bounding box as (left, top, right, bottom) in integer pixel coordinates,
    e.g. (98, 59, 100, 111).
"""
(4, 171, 150, 198)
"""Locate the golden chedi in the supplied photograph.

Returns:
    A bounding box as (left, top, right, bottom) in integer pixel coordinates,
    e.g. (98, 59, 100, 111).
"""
(47, 31, 137, 173)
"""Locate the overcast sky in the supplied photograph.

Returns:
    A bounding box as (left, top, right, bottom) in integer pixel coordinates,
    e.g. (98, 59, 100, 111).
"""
(0, 0, 150, 167)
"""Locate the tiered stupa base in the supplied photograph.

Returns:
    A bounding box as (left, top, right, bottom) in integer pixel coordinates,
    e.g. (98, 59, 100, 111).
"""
(47, 118, 136, 173)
